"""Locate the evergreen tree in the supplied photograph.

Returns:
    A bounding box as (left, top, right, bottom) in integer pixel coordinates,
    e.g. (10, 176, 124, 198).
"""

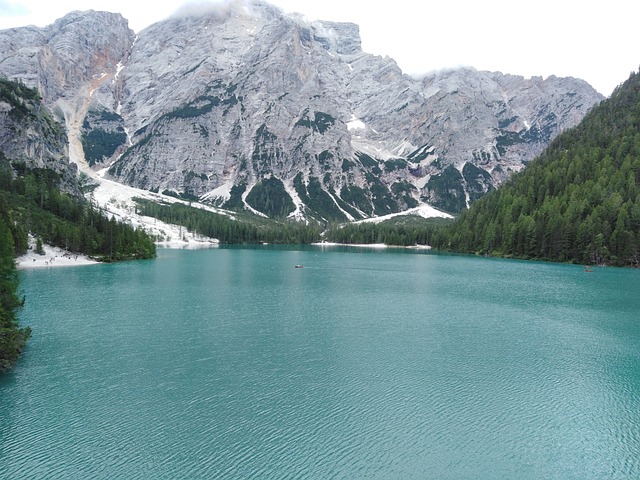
(436, 71, 640, 266)
(0, 216, 29, 372)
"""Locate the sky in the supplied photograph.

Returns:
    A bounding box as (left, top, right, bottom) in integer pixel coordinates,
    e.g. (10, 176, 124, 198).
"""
(0, 0, 637, 96)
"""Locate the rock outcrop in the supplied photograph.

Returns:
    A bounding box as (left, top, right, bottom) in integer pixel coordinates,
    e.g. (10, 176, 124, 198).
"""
(0, 1, 604, 220)
(0, 79, 77, 193)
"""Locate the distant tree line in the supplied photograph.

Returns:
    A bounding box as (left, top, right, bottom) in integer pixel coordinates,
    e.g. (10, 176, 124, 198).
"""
(0, 163, 156, 372)
(0, 165, 156, 262)
(135, 199, 321, 244)
(324, 219, 448, 246)
(0, 209, 29, 373)
(437, 71, 640, 266)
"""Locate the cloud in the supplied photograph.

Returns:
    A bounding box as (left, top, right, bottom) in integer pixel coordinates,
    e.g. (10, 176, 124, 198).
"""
(169, 0, 252, 23)
(0, 0, 30, 17)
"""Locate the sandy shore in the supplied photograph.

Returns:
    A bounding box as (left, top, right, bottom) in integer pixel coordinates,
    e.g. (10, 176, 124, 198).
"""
(16, 242, 99, 269)
(16, 238, 219, 270)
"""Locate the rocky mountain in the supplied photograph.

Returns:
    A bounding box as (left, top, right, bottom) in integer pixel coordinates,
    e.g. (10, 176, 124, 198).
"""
(0, 78, 77, 193)
(0, 0, 604, 221)
(440, 70, 640, 266)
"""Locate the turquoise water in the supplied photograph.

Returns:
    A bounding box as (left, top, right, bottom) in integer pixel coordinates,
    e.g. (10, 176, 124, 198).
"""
(1, 246, 639, 479)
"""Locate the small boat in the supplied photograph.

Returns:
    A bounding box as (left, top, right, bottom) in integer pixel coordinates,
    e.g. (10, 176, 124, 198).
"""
(584, 265, 593, 272)
(294, 265, 304, 269)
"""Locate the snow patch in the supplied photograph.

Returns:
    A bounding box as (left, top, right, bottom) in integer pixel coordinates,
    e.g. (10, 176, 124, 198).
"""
(85, 177, 229, 245)
(201, 182, 232, 202)
(347, 114, 366, 131)
(354, 203, 453, 225)
(113, 62, 125, 83)
(284, 180, 306, 222)
(241, 183, 268, 217)
(351, 137, 414, 161)
(325, 189, 355, 222)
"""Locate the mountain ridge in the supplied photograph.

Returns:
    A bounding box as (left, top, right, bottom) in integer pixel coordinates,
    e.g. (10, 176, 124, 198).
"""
(438, 70, 640, 266)
(0, 1, 604, 221)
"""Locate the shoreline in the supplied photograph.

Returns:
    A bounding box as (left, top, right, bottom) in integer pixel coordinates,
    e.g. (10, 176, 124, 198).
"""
(16, 238, 220, 270)
(16, 240, 431, 269)
(16, 246, 100, 270)
(311, 241, 432, 250)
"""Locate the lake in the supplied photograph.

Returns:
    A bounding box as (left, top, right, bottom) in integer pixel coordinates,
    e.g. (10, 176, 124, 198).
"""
(1, 246, 639, 479)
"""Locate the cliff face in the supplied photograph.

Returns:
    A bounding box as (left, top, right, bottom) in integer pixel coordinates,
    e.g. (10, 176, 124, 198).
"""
(0, 1, 604, 219)
(0, 79, 77, 193)
(0, 10, 135, 179)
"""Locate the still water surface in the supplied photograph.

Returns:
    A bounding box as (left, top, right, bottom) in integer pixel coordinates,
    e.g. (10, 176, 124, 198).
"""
(1, 246, 639, 479)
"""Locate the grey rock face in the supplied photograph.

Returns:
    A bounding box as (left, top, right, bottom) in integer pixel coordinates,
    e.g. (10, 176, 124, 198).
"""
(0, 1, 604, 219)
(0, 80, 77, 193)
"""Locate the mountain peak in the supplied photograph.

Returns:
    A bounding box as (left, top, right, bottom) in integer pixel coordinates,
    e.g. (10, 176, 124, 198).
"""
(310, 21, 362, 56)
(0, 3, 605, 221)
(166, 0, 282, 26)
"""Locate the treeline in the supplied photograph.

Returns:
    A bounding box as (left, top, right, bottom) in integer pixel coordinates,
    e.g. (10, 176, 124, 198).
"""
(0, 211, 29, 373)
(0, 77, 41, 119)
(324, 218, 449, 246)
(438, 71, 640, 266)
(135, 199, 321, 244)
(0, 165, 156, 262)
(0, 163, 157, 372)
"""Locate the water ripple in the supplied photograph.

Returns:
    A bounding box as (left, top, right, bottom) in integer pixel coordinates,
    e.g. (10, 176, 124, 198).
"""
(3, 249, 640, 479)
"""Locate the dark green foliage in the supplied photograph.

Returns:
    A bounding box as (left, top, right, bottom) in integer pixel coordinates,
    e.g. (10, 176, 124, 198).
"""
(384, 158, 408, 172)
(356, 152, 382, 175)
(495, 131, 525, 156)
(333, 195, 364, 220)
(83, 110, 122, 124)
(472, 150, 494, 165)
(162, 190, 199, 202)
(245, 177, 295, 218)
(521, 112, 557, 145)
(223, 184, 247, 210)
(135, 198, 321, 244)
(341, 159, 355, 172)
(0, 78, 41, 120)
(339, 185, 373, 216)
(35, 237, 44, 255)
(0, 166, 156, 262)
(252, 124, 282, 174)
(158, 82, 241, 121)
(462, 163, 494, 203)
(347, 152, 402, 215)
(498, 116, 518, 129)
(438, 71, 640, 266)
(366, 173, 400, 216)
(164, 95, 221, 120)
(318, 150, 333, 166)
(391, 181, 419, 209)
(325, 217, 451, 246)
(0, 205, 29, 372)
(0, 78, 63, 139)
(407, 144, 434, 162)
(293, 174, 347, 222)
(0, 164, 155, 371)
(295, 111, 335, 134)
(424, 165, 466, 213)
(81, 128, 127, 165)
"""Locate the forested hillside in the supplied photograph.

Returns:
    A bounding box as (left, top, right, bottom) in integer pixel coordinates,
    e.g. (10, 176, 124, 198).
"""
(0, 78, 157, 372)
(439, 71, 640, 266)
(0, 208, 28, 373)
(135, 199, 321, 244)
